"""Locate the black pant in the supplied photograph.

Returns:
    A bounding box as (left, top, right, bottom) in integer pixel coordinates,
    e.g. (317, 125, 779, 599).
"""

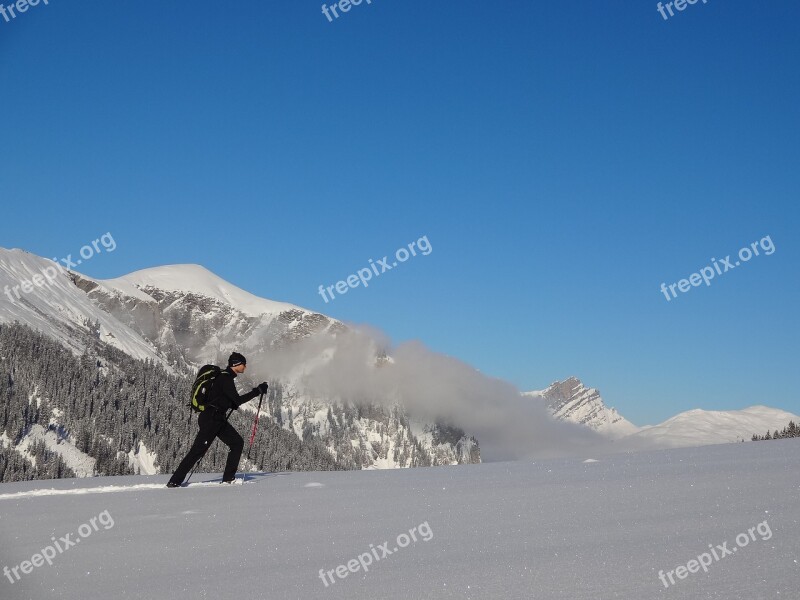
(169, 409, 244, 484)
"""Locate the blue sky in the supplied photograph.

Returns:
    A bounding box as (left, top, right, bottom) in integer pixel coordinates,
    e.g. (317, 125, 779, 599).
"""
(1, 0, 798, 425)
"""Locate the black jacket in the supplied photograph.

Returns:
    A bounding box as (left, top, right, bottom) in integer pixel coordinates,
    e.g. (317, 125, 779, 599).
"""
(207, 367, 259, 412)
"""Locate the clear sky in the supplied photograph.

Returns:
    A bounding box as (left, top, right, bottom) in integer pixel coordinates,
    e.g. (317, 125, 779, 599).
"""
(1, 0, 798, 425)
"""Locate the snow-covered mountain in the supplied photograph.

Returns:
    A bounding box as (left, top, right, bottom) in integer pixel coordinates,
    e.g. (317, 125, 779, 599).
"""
(623, 406, 800, 448)
(0, 248, 479, 473)
(3, 245, 793, 475)
(525, 376, 799, 450)
(73, 262, 344, 369)
(524, 377, 638, 439)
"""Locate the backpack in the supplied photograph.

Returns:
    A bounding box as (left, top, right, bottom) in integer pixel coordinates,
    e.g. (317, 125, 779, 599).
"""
(190, 365, 221, 412)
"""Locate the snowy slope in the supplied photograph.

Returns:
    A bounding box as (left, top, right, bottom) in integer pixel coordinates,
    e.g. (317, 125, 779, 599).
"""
(0, 249, 162, 362)
(127, 442, 158, 475)
(623, 405, 800, 448)
(0, 440, 797, 599)
(13, 425, 96, 478)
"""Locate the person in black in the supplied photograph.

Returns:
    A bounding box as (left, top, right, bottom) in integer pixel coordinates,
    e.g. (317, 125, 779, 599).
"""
(167, 352, 268, 487)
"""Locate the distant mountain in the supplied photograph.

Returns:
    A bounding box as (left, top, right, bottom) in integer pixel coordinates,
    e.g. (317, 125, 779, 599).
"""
(525, 376, 799, 450)
(623, 406, 800, 448)
(523, 377, 638, 439)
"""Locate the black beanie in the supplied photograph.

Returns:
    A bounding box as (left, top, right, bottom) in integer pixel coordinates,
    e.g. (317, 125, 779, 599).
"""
(228, 352, 247, 367)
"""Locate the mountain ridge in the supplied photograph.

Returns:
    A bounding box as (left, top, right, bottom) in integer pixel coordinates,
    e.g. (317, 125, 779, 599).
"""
(523, 376, 638, 439)
(525, 376, 799, 450)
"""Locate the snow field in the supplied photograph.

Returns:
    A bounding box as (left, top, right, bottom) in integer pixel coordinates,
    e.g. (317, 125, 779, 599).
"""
(0, 439, 797, 599)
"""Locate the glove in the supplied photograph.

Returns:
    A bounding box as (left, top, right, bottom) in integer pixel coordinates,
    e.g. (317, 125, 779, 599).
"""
(257, 382, 269, 394)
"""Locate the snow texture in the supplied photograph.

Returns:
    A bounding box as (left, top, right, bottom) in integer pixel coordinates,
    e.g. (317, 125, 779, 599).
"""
(14, 425, 96, 478)
(0, 439, 797, 599)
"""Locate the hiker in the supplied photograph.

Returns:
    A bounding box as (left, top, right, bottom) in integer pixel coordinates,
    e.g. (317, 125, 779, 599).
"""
(167, 352, 268, 487)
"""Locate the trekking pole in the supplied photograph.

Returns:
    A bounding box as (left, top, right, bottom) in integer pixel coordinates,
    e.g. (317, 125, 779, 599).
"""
(186, 408, 234, 485)
(247, 393, 265, 460)
(243, 393, 265, 484)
